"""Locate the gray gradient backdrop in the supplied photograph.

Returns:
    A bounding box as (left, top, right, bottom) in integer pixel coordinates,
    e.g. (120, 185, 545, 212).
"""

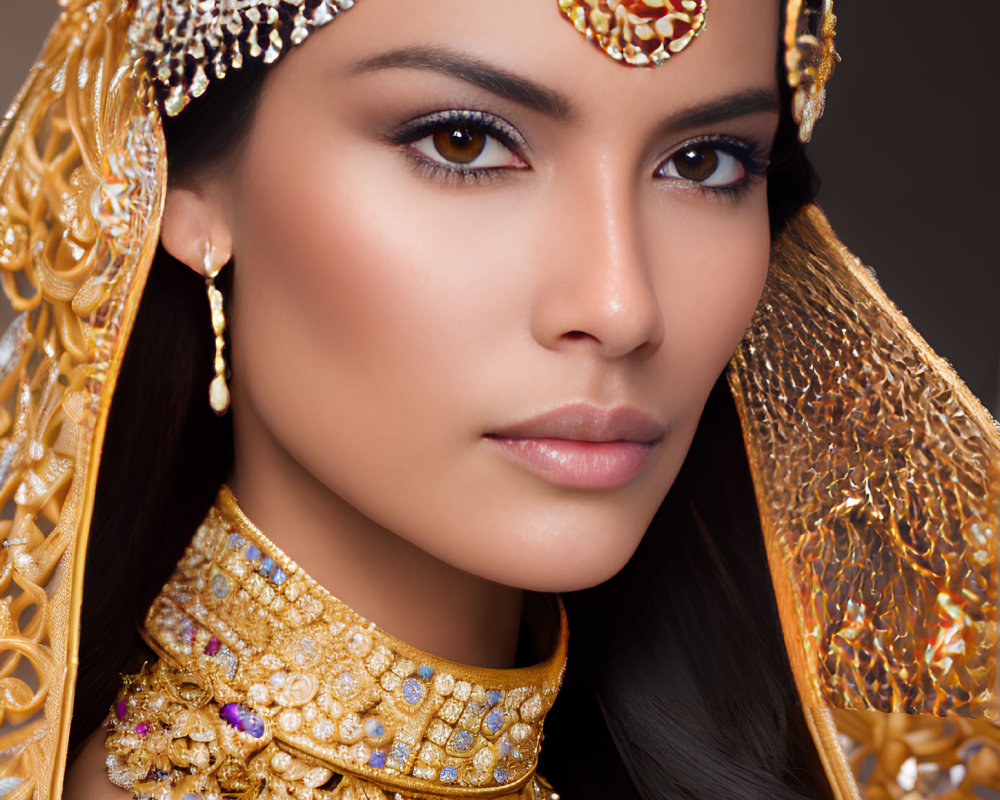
(2, 1, 999, 409)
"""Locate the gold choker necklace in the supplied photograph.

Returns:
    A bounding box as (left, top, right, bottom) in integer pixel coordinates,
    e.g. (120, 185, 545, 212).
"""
(105, 488, 567, 799)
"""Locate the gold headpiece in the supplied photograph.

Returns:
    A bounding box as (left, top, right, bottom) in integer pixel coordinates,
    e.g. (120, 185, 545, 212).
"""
(784, 0, 838, 141)
(0, 2, 995, 799)
(555, 0, 709, 67)
(131, 0, 353, 116)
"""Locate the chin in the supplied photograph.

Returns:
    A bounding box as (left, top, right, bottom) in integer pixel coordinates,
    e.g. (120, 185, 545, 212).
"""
(458, 516, 654, 594)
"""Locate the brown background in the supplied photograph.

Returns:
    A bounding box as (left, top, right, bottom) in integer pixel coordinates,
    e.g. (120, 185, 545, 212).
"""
(2, 1, 999, 411)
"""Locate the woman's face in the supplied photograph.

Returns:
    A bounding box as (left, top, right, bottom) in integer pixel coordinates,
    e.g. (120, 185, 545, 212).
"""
(195, 0, 780, 592)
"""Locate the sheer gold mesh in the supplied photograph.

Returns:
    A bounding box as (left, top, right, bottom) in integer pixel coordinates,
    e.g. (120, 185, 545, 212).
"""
(730, 206, 1000, 798)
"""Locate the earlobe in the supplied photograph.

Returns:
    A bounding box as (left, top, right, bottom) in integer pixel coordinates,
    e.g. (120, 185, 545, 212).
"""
(161, 186, 233, 275)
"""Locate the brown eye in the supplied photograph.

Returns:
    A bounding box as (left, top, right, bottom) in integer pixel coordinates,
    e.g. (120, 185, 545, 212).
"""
(432, 127, 487, 164)
(659, 142, 746, 188)
(405, 111, 528, 175)
(673, 145, 719, 182)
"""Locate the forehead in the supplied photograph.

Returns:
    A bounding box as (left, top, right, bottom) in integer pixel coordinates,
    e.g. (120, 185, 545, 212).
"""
(284, 0, 780, 112)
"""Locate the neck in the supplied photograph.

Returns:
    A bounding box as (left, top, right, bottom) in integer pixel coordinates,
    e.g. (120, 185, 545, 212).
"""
(228, 415, 524, 668)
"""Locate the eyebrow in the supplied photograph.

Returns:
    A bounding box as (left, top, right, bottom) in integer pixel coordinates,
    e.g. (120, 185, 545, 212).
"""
(661, 88, 780, 130)
(351, 47, 576, 121)
(350, 46, 779, 130)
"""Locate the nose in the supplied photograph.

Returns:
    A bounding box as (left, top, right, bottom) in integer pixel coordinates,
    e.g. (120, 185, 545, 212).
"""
(529, 162, 665, 360)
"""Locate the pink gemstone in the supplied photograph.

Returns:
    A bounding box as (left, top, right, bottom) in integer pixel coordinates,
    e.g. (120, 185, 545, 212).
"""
(115, 700, 126, 720)
(134, 722, 149, 736)
(205, 635, 220, 656)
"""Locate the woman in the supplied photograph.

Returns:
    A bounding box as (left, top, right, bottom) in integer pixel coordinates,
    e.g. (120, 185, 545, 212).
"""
(0, 1, 996, 798)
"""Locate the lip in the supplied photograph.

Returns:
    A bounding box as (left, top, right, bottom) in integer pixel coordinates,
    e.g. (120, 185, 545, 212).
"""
(484, 403, 665, 490)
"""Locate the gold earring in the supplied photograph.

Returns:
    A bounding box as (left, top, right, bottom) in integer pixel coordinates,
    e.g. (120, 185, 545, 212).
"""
(204, 243, 230, 415)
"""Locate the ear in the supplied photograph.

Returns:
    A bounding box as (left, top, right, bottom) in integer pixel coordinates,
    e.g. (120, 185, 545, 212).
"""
(161, 186, 234, 276)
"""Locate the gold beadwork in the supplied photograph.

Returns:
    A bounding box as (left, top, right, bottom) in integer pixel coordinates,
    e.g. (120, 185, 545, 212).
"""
(203, 245, 230, 415)
(556, 0, 708, 67)
(833, 709, 1000, 799)
(129, 0, 362, 116)
(105, 488, 568, 798)
(784, 0, 838, 141)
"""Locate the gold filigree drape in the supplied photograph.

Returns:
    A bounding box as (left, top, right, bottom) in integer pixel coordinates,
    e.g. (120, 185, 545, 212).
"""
(0, 2, 164, 796)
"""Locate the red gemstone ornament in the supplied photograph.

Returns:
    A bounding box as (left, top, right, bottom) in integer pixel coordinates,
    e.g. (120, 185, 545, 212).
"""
(557, 0, 708, 66)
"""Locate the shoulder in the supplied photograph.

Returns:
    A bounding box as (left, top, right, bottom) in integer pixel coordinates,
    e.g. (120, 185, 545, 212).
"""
(62, 725, 131, 800)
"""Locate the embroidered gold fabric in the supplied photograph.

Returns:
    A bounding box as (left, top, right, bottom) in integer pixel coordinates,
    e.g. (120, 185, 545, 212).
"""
(105, 489, 567, 799)
(0, 1, 165, 797)
(729, 206, 1000, 799)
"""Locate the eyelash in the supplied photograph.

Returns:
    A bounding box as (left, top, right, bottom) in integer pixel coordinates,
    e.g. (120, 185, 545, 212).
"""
(391, 110, 769, 197)
(391, 110, 528, 186)
(660, 135, 770, 201)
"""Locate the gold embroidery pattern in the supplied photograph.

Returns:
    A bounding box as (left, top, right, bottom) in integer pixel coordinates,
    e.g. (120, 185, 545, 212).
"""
(0, 1, 165, 796)
(106, 490, 567, 799)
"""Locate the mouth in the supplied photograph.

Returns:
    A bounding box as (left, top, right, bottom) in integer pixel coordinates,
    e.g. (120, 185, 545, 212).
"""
(484, 403, 665, 490)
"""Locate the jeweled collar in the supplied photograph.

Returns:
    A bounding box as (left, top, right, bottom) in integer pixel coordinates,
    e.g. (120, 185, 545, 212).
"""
(106, 487, 567, 798)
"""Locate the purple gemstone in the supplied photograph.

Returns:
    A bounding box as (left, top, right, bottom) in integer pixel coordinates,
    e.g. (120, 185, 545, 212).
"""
(219, 703, 265, 738)
(205, 635, 220, 656)
(115, 700, 126, 720)
(134, 722, 149, 736)
(220, 703, 243, 729)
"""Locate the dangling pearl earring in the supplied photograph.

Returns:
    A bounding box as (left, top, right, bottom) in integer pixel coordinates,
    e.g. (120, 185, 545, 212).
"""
(203, 243, 230, 415)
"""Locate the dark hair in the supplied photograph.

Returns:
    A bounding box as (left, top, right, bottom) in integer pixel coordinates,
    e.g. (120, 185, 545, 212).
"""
(71, 35, 828, 800)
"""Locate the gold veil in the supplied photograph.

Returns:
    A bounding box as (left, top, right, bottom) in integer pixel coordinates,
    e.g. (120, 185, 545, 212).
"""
(0, 2, 995, 798)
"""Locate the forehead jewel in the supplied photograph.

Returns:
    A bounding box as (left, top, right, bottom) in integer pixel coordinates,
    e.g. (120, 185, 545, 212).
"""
(132, 0, 835, 141)
(558, 0, 837, 142)
(556, 1, 709, 67)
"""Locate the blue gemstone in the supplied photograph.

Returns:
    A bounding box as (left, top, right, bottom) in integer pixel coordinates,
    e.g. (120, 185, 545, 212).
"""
(259, 556, 275, 577)
(228, 534, 247, 550)
(484, 711, 503, 734)
(211, 573, 230, 598)
(440, 766, 458, 783)
(390, 742, 411, 759)
(245, 545, 260, 561)
(240, 710, 265, 739)
(418, 665, 434, 680)
(402, 678, 424, 705)
(452, 731, 474, 752)
(486, 690, 502, 707)
(272, 567, 288, 585)
(369, 750, 386, 769)
(220, 704, 264, 739)
(493, 767, 509, 783)
(363, 717, 386, 738)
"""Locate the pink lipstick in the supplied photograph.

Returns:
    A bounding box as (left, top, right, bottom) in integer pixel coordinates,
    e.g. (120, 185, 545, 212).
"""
(485, 404, 664, 490)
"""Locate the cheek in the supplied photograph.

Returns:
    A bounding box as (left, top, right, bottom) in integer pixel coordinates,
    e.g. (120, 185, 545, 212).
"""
(648, 192, 771, 410)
